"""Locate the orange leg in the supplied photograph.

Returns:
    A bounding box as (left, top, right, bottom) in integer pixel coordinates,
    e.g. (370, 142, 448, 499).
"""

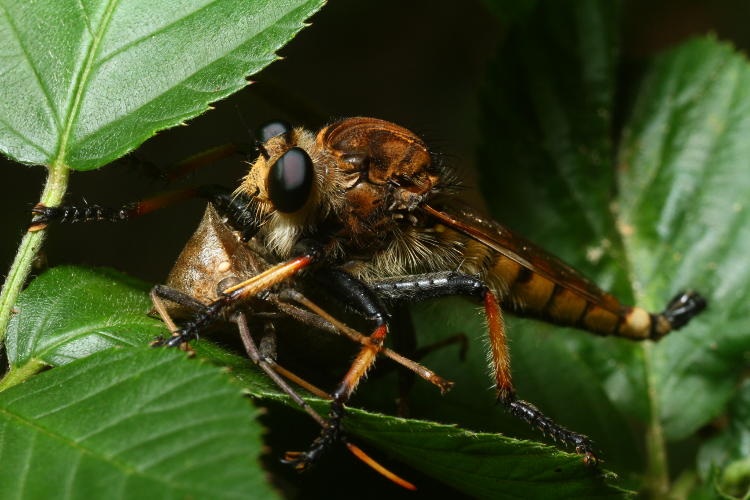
(283, 322, 389, 472)
(276, 289, 454, 393)
(155, 254, 316, 348)
(484, 291, 514, 402)
(483, 290, 597, 463)
(233, 312, 415, 489)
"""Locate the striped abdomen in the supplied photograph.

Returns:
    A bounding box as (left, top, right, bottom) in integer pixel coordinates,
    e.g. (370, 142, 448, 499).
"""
(438, 226, 664, 340)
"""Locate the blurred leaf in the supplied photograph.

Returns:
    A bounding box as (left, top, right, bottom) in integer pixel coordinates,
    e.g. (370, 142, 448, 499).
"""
(470, 0, 646, 474)
(0, 0, 324, 170)
(0, 347, 280, 500)
(2, 266, 627, 498)
(618, 37, 750, 440)
(697, 380, 750, 484)
(688, 467, 738, 500)
(478, 0, 750, 491)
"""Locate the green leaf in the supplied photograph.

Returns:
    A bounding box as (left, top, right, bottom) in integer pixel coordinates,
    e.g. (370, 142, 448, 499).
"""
(0, 0, 324, 170)
(4, 266, 627, 497)
(0, 347, 280, 500)
(343, 410, 626, 500)
(6, 266, 162, 368)
(697, 380, 750, 487)
(474, 0, 645, 474)
(4, 266, 280, 396)
(618, 37, 750, 441)
(479, 0, 750, 492)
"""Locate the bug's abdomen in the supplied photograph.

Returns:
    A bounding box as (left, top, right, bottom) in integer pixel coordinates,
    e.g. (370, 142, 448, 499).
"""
(453, 231, 656, 340)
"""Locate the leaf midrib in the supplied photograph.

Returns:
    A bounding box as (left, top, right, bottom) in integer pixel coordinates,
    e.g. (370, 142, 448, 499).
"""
(53, 0, 120, 167)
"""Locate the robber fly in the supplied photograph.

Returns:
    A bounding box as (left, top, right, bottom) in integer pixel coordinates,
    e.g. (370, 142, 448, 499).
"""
(31, 117, 706, 475)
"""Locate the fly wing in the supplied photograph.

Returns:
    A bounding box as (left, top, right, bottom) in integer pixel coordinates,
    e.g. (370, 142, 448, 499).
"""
(423, 203, 621, 313)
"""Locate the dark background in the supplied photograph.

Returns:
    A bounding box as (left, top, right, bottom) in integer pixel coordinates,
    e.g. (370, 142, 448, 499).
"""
(2, 0, 749, 285)
(2, 1, 750, 498)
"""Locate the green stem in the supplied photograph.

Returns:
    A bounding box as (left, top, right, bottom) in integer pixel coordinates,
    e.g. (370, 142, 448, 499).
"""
(642, 341, 670, 497)
(0, 163, 69, 345)
(0, 358, 47, 392)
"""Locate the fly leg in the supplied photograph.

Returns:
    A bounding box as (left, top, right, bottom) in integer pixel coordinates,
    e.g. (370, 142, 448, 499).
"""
(392, 306, 417, 417)
(370, 271, 597, 464)
(28, 187, 203, 231)
(150, 284, 208, 334)
(233, 311, 329, 426)
(29, 184, 262, 240)
(272, 289, 454, 393)
(149, 284, 214, 356)
(282, 268, 392, 471)
(150, 282, 331, 400)
(154, 242, 323, 348)
(235, 310, 415, 490)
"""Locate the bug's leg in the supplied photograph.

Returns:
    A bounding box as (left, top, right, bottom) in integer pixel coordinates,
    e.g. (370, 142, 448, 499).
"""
(234, 311, 328, 426)
(256, 319, 330, 400)
(150, 288, 184, 336)
(151, 284, 208, 314)
(482, 290, 595, 463)
(130, 141, 246, 182)
(392, 305, 418, 417)
(272, 289, 454, 393)
(162, 144, 243, 181)
(29, 184, 262, 239)
(155, 242, 323, 348)
(28, 187, 203, 231)
(234, 311, 415, 490)
(282, 269, 392, 471)
(370, 271, 598, 463)
(149, 285, 212, 352)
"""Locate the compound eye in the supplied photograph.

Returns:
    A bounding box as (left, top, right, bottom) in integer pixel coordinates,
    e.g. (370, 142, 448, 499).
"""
(268, 147, 314, 213)
(257, 120, 291, 142)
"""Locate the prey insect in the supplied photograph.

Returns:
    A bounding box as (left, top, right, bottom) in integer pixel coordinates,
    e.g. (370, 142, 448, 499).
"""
(31, 116, 706, 475)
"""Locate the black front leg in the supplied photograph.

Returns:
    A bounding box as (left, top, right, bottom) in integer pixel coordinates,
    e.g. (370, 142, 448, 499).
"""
(369, 271, 487, 302)
(313, 268, 391, 327)
(29, 187, 206, 230)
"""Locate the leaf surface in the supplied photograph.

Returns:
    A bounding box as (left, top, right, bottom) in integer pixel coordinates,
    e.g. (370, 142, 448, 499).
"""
(478, 0, 750, 487)
(0, 0, 324, 170)
(0, 347, 279, 500)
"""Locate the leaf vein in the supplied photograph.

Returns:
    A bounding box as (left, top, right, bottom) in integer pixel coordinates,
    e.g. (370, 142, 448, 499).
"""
(0, 4, 61, 129)
(0, 404, 249, 498)
(54, 0, 120, 164)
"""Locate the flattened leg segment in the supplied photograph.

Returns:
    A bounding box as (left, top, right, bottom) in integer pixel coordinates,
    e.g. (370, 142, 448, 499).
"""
(484, 290, 513, 401)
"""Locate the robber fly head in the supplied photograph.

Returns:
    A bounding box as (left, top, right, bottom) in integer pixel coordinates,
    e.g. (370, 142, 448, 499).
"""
(237, 118, 449, 257)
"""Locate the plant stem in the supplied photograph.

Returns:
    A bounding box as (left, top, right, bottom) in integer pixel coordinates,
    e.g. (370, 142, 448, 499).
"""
(0, 358, 47, 392)
(0, 163, 69, 345)
(642, 341, 670, 497)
